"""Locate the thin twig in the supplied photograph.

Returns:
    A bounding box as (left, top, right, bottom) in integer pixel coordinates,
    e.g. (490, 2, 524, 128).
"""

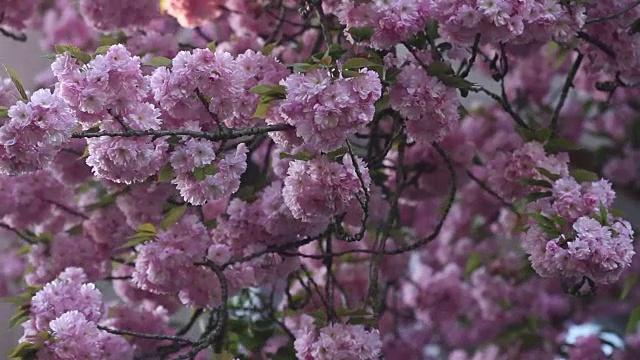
(97, 325, 196, 344)
(465, 170, 517, 212)
(0, 223, 35, 244)
(550, 52, 584, 139)
(585, 1, 640, 25)
(577, 31, 616, 59)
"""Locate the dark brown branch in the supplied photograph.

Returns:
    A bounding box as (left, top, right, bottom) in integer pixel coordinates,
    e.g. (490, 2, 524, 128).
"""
(585, 1, 640, 25)
(550, 52, 584, 139)
(72, 124, 294, 142)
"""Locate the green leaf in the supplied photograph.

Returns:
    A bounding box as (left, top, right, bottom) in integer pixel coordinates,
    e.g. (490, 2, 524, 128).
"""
(425, 62, 474, 89)
(271, 345, 297, 360)
(374, 94, 389, 112)
(518, 178, 552, 188)
(517, 127, 551, 142)
(0, 106, 8, 118)
(549, 214, 567, 228)
(464, 252, 483, 278)
(8, 341, 39, 359)
(157, 164, 174, 182)
(193, 163, 216, 182)
(611, 208, 625, 218)
(160, 204, 187, 230)
(570, 169, 599, 182)
(100, 32, 126, 46)
(235, 186, 257, 202)
(595, 81, 617, 92)
(262, 42, 278, 56)
(118, 234, 155, 249)
(535, 167, 561, 181)
(252, 101, 272, 119)
(426, 19, 439, 39)
(342, 69, 363, 78)
(347, 26, 374, 42)
(4, 67, 28, 101)
(54, 44, 92, 64)
(384, 67, 401, 84)
(545, 138, 577, 153)
(117, 223, 157, 249)
(86, 193, 118, 211)
(598, 202, 608, 225)
(627, 307, 640, 335)
(193, 167, 206, 181)
(621, 275, 638, 301)
(35, 231, 53, 244)
(335, 307, 371, 318)
(204, 219, 218, 229)
(279, 151, 314, 161)
(249, 84, 286, 98)
(629, 18, 640, 35)
(527, 212, 556, 229)
(426, 61, 455, 77)
(9, 309, 30, 329)
(528, 212, 561, 237)
(79, 146, 90, 160)
(325, 43, 346, 60)
(16, 244, 31, 255)
(347, 316, 379, 326)
(342, 58, 379, 70)
(66, 224, 83, 235)
(147, 56, 172, 67)
(326, 147, 348, 160)
(290, 63, 321, 73)
(207, 40, 217, 52)
(136, 223, 157, 235)
(526, 191, 553, 203)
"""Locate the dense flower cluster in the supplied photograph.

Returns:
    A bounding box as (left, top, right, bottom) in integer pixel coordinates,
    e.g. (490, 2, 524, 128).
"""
(0, 0, 38, 31)
(269, 69, 382, 152)
(294, 322, 382, 359)
(172, 143, 248, 205)
(428, 0, 585, 46)
(389, 62, 460, 144)
(283, 155, 370, 224)
(486, 141, 569, 201)
(150, 48, 289, 129)
(79, 0, 161, 31)
(328, 0, 430, 49)
(524, 177, 635, 285)
(21, 268, 133, 359)
(0, 89, 76, 174)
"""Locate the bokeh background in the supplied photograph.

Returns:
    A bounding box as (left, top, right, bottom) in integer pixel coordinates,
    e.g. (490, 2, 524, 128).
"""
(0, 31, 56, 353)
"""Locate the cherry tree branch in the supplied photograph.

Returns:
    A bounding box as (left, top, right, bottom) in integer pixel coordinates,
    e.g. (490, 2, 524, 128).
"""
(72, 124, 294, 142)
(550, 52, 584, 139)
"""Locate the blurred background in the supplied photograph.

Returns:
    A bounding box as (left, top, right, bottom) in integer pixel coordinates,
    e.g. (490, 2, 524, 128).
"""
(0, 31, 55, 353)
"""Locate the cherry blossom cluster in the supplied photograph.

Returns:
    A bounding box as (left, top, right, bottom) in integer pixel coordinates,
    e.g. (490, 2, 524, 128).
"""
(524, 176, 635, 285)
(389, 62, 460, 144)
(0, 89, 76, 175)
(327, 0, 430, 49)
(283, 155, 370, 224)
(0, 0, 38, 32)
(20, 268, 133, 359)
(268, 68, 382, 153)
(294, 321, 382, 359)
